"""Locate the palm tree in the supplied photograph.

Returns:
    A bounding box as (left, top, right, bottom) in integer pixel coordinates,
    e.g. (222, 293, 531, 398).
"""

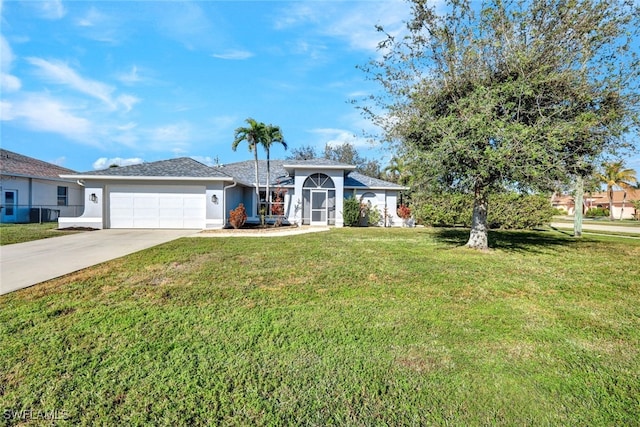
(261, 124, 287, 215)
(232, 118, 265, 216)
(596, 161, 638, 221)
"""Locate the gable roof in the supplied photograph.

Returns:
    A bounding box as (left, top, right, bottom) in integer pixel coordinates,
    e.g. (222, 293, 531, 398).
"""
(56, 155, 406, 190)
(63, 157, 231, 180)
(219, 159, 405, 190)
(216, 160, 293, 187)
(0, 149, 77, 179)
(344, 171, 406, 190)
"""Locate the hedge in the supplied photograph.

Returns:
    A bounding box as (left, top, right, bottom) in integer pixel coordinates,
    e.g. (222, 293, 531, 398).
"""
(415, 193, 554, 229)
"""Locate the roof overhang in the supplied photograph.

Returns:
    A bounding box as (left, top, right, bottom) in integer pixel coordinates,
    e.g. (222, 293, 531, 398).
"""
(344, 185, 409, 191)
(2, 172, 79, 183)
(59, 175, 231, 182)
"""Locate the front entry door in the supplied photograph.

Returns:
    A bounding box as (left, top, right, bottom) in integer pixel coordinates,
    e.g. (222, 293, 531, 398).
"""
(310, 190, 327, 226)
(3, 190, 17, 222)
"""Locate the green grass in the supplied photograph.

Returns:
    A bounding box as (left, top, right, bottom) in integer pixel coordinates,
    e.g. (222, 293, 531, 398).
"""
(1, 228, 639, 425)
(553, 217, 640, 227)
(0, 223, 80, 246)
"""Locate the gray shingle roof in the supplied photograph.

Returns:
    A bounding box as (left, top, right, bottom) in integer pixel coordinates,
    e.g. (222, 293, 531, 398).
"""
(59, 155, 404, 189)
(75, 157, 231, 178)
(216, 160, 293, 186)
(0, 149, 77, 179)
(220, 159, 404, 189)
(345, 171, 406, 189)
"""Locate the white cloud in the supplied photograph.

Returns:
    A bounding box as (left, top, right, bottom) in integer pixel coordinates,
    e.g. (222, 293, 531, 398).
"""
(191, 156, 219, 167)
(145, 122, 192, 154)
(209, 114, 238, 130)
(155, 2, 215, 51)
(1, 35, 21, 92)
(26, 57, 139, 113)
(275, 0, 410, 53)
(50, 156, 67, 166)
(76, 7, 104, 27)
(37, 0, 66, 20)
(116, 65, 142, 85)
(1, 94, 94, 143)
(92, 157, 144, 170)
(211, 50, 254, 60)
(27, 57, 115, 106)
(117, 94, 140, 112)
(1, 73, 21, 92)
(310, 128, 370, 149)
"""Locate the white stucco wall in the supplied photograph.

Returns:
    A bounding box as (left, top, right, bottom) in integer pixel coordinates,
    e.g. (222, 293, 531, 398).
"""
(349, 189, 403, 227)
(1, 175, 84, 223)
(59, 179, 230, 229)
(292, 168, 346, 227)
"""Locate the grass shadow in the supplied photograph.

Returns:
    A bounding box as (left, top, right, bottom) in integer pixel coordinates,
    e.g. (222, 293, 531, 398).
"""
(432, 227, 579, 253)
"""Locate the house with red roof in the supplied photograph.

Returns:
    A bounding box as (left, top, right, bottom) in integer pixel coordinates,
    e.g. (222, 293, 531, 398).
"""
(552, 188, 640, 220)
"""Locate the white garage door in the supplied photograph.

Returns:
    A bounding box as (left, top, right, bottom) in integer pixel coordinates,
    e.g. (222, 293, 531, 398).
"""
(109, 185, 206, 229)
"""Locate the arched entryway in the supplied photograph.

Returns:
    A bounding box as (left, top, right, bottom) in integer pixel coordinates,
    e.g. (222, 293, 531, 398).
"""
(302, 173, 335, 226)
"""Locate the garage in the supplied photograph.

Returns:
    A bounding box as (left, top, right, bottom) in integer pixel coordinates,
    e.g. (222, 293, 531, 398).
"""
(109, 185, 206, 229)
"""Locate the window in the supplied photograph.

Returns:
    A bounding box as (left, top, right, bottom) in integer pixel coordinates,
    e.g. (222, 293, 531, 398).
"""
(57, 186, 68, 206)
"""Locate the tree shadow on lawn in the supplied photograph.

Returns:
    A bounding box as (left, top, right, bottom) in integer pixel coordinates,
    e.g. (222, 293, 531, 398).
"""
(432, 227, 579, 254)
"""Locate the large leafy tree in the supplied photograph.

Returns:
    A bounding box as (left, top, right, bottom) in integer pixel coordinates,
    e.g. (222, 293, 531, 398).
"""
(324, 142, 382, 177)
(287, 145, 317, 161)
(596, 161, 638, 220)
(232, 118, 265, 216)
(361, 0, 639, 249)
(261, 124, 287, 215)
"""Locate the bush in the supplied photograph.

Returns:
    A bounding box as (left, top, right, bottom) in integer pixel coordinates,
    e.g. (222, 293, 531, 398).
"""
(415, 193, 555, 229)
(228, 203, 247, 229)
(343, 197, 361, 227)
(585, 207, 609, 217)
(416, 193, 472, 227)
(397, 204, 412, 219)
(368, 204, 382, 226)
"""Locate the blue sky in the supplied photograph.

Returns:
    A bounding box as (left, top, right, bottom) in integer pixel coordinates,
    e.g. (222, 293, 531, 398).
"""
(1, 0, 410, 171)
(1, 0, 638, 175)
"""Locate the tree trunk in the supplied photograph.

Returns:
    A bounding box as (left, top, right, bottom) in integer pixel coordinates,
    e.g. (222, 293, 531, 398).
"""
(266, 149, 271, 216)
(466, 187, 489, 250)
(574, 176, 583, 237)
(620, 190, 626, 221)
(253, 148, 260, 217)
(608, 186, 614, 221)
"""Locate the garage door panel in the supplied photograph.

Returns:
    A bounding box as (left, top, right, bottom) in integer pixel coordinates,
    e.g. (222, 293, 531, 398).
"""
(109, 185, 205, 229)
(159, 208, 183, 218)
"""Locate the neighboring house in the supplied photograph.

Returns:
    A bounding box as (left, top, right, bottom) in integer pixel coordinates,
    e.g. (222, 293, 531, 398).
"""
(0, 149, 84, 224)
(58, 157, 407, 229)
(552, 188, 640, 219)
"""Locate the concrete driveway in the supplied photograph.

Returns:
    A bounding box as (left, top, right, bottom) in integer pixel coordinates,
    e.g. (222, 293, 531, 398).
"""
(0, 229, 197, 295)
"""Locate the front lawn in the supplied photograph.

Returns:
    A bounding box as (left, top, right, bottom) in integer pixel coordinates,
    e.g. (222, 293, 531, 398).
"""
(1, 228, 639, 425)
(0, 223, 77, 246)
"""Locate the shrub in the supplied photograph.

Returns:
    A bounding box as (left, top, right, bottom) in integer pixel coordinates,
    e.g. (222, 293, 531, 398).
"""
(416, 193, 472, 227)
(343, 197, 362, 227)
(489, 193, 554, 229)
(397, 204, 412, 219)
(271, 190, 285, 216)
(228, 203, 247, 229)
(368, 204, 382, 226)
(585, 207, 609, 217)
(415, 192, 555, 229)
